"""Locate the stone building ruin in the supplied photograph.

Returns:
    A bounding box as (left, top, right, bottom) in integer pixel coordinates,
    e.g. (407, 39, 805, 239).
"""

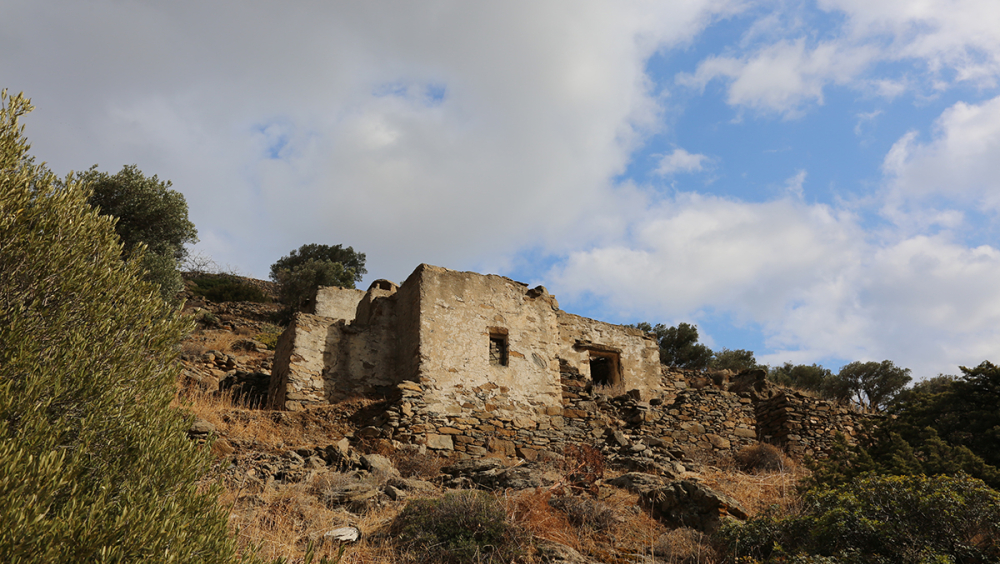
(269, 264, 864, 461)
(270, 264, 661, 411)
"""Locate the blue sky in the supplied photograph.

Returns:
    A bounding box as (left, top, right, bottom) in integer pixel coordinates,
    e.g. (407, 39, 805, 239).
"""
(4, 1, 1000, 378)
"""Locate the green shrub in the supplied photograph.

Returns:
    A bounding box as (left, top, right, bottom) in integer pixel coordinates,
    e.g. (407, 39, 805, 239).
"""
(272, 258, 355, 311)
(719, 473, 1000, 563)
(392, 491, 525, 564)
(0, 91, 238, 563)
(190, 275, 271, 303)
(254, 325, 283, 350)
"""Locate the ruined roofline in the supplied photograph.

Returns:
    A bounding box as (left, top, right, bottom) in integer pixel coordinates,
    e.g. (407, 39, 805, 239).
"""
(317, 263, 656, 342)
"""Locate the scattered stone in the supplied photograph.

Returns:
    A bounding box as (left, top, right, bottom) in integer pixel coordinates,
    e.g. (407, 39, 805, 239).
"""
(360, 454, 399, 478)
(607, 472, 671, 494)
(535, 540, 605, 564)
(441, 458, 503, 475)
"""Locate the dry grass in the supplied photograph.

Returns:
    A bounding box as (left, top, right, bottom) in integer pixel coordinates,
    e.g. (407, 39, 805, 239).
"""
(221, 479, 402, 563)
(180, 328, 244, 357)
(653, 528, 721, 564)
(700, 458, 808, 517)
(389, 449, 453, 480)
(505, 487, 681, 563)
(173, 384, 299, 450)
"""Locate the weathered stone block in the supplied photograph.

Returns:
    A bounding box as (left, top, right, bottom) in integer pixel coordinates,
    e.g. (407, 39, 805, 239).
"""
(425, 434, 454, 450)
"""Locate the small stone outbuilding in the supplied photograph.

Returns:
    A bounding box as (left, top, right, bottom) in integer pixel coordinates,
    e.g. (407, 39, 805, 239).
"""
(269, 264, 661, 413)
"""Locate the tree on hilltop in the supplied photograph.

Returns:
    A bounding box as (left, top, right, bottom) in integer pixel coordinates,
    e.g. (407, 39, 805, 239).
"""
(768, 362, 834, 394)
(709, 348, 759, 373)
(634, 322, 713, 370)
(828, 359, 911, 411)
(77, 164, 198, 303)
(270, 243, 367, 310)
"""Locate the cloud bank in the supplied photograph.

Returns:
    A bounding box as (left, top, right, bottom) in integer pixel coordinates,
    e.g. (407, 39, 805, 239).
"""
(3, 0, 1000, 377)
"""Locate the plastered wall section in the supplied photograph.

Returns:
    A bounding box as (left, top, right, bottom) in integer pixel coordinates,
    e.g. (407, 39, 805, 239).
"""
(313, 287, 366, 320)
(269, 313, 338, 410)
(322, 283, 418, 399)
(413, 265, 563, 414)
(556, 312, 662, 400)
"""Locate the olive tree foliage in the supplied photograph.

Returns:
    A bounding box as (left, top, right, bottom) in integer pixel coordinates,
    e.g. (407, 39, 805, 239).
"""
(828, 360, 912, 411)
(768, 362, 835, 394)
(709, 348, 760, 373)
(76, 164, 198, 303)
(633, 322, 714, 369)
(269, 243, 366, 311)
(720, 473, 1000, 563)
(0, 91, 238, 563)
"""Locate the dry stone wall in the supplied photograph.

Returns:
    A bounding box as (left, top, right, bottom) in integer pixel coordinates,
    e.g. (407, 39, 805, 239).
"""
(378, 364, 867, 464)
(755, 390, 869, 458)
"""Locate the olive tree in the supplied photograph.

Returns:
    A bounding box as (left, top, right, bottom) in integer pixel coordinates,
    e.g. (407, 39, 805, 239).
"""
(634, 322, 714, 369)
(829, 359, 912, 411)
(0, 91, 238, 563)
(78, 164, 198, 303)
(269, 243, 366, 311)
(709, 348, 760, 373)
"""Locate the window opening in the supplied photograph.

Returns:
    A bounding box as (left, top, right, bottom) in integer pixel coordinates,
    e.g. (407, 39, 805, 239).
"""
(489, 330, 508, 366)
(588, 351, 621, 387)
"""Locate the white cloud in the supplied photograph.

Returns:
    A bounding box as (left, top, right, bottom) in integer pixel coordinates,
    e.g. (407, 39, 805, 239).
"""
(854, 109, 882, 136)
(822, 0, 1000, 87)
(0, 0, 743, 282)
(548, 194, 862, 323)
(784, 170, 806, 198)
(681, 0, 1000, 116)
(677, 38, 874, 117)
(654, 148, 710, 175)
(548, 194, 1000, 377)
(882, 95, 1000, 214)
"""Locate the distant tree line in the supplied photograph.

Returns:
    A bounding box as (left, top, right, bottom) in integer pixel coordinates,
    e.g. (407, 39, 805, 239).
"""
(634, 321, 912, 412)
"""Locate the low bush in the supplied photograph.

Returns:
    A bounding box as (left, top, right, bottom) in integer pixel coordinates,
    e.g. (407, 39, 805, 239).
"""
(190, 275, 271, 303)
(562, 444, 605, 494)
(548, 495, 619, 534)
(392, 491, 526, 564)
(255, 324, 284, 350)
(733, 444, 787, 473)
(719, 473, 1000, 563)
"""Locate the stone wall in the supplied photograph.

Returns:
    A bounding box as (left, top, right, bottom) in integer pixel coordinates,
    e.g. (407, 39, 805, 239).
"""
(413, 265, 564, 412)
(379, 364, 867, 464)
(269, 313, 337, 410)
(556, 312, 662, 400)
(270, 264, 867, 462)
(271, 264, 661, 413)
(313, 286, 366, 320)
(384, 369, 758, 463)
(755, 390, 868, 458)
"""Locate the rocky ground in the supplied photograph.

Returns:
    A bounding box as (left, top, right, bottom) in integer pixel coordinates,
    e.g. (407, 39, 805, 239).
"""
(174, 284, 805, 564)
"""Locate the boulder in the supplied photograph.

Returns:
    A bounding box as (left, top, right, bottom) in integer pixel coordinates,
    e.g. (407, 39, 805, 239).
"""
(360, 453, 400, 478)
(607, 472, 669, 495)
(640, 480, 747, 533)
(188, 417, 216, 437)
(535, 540, 605, 564)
